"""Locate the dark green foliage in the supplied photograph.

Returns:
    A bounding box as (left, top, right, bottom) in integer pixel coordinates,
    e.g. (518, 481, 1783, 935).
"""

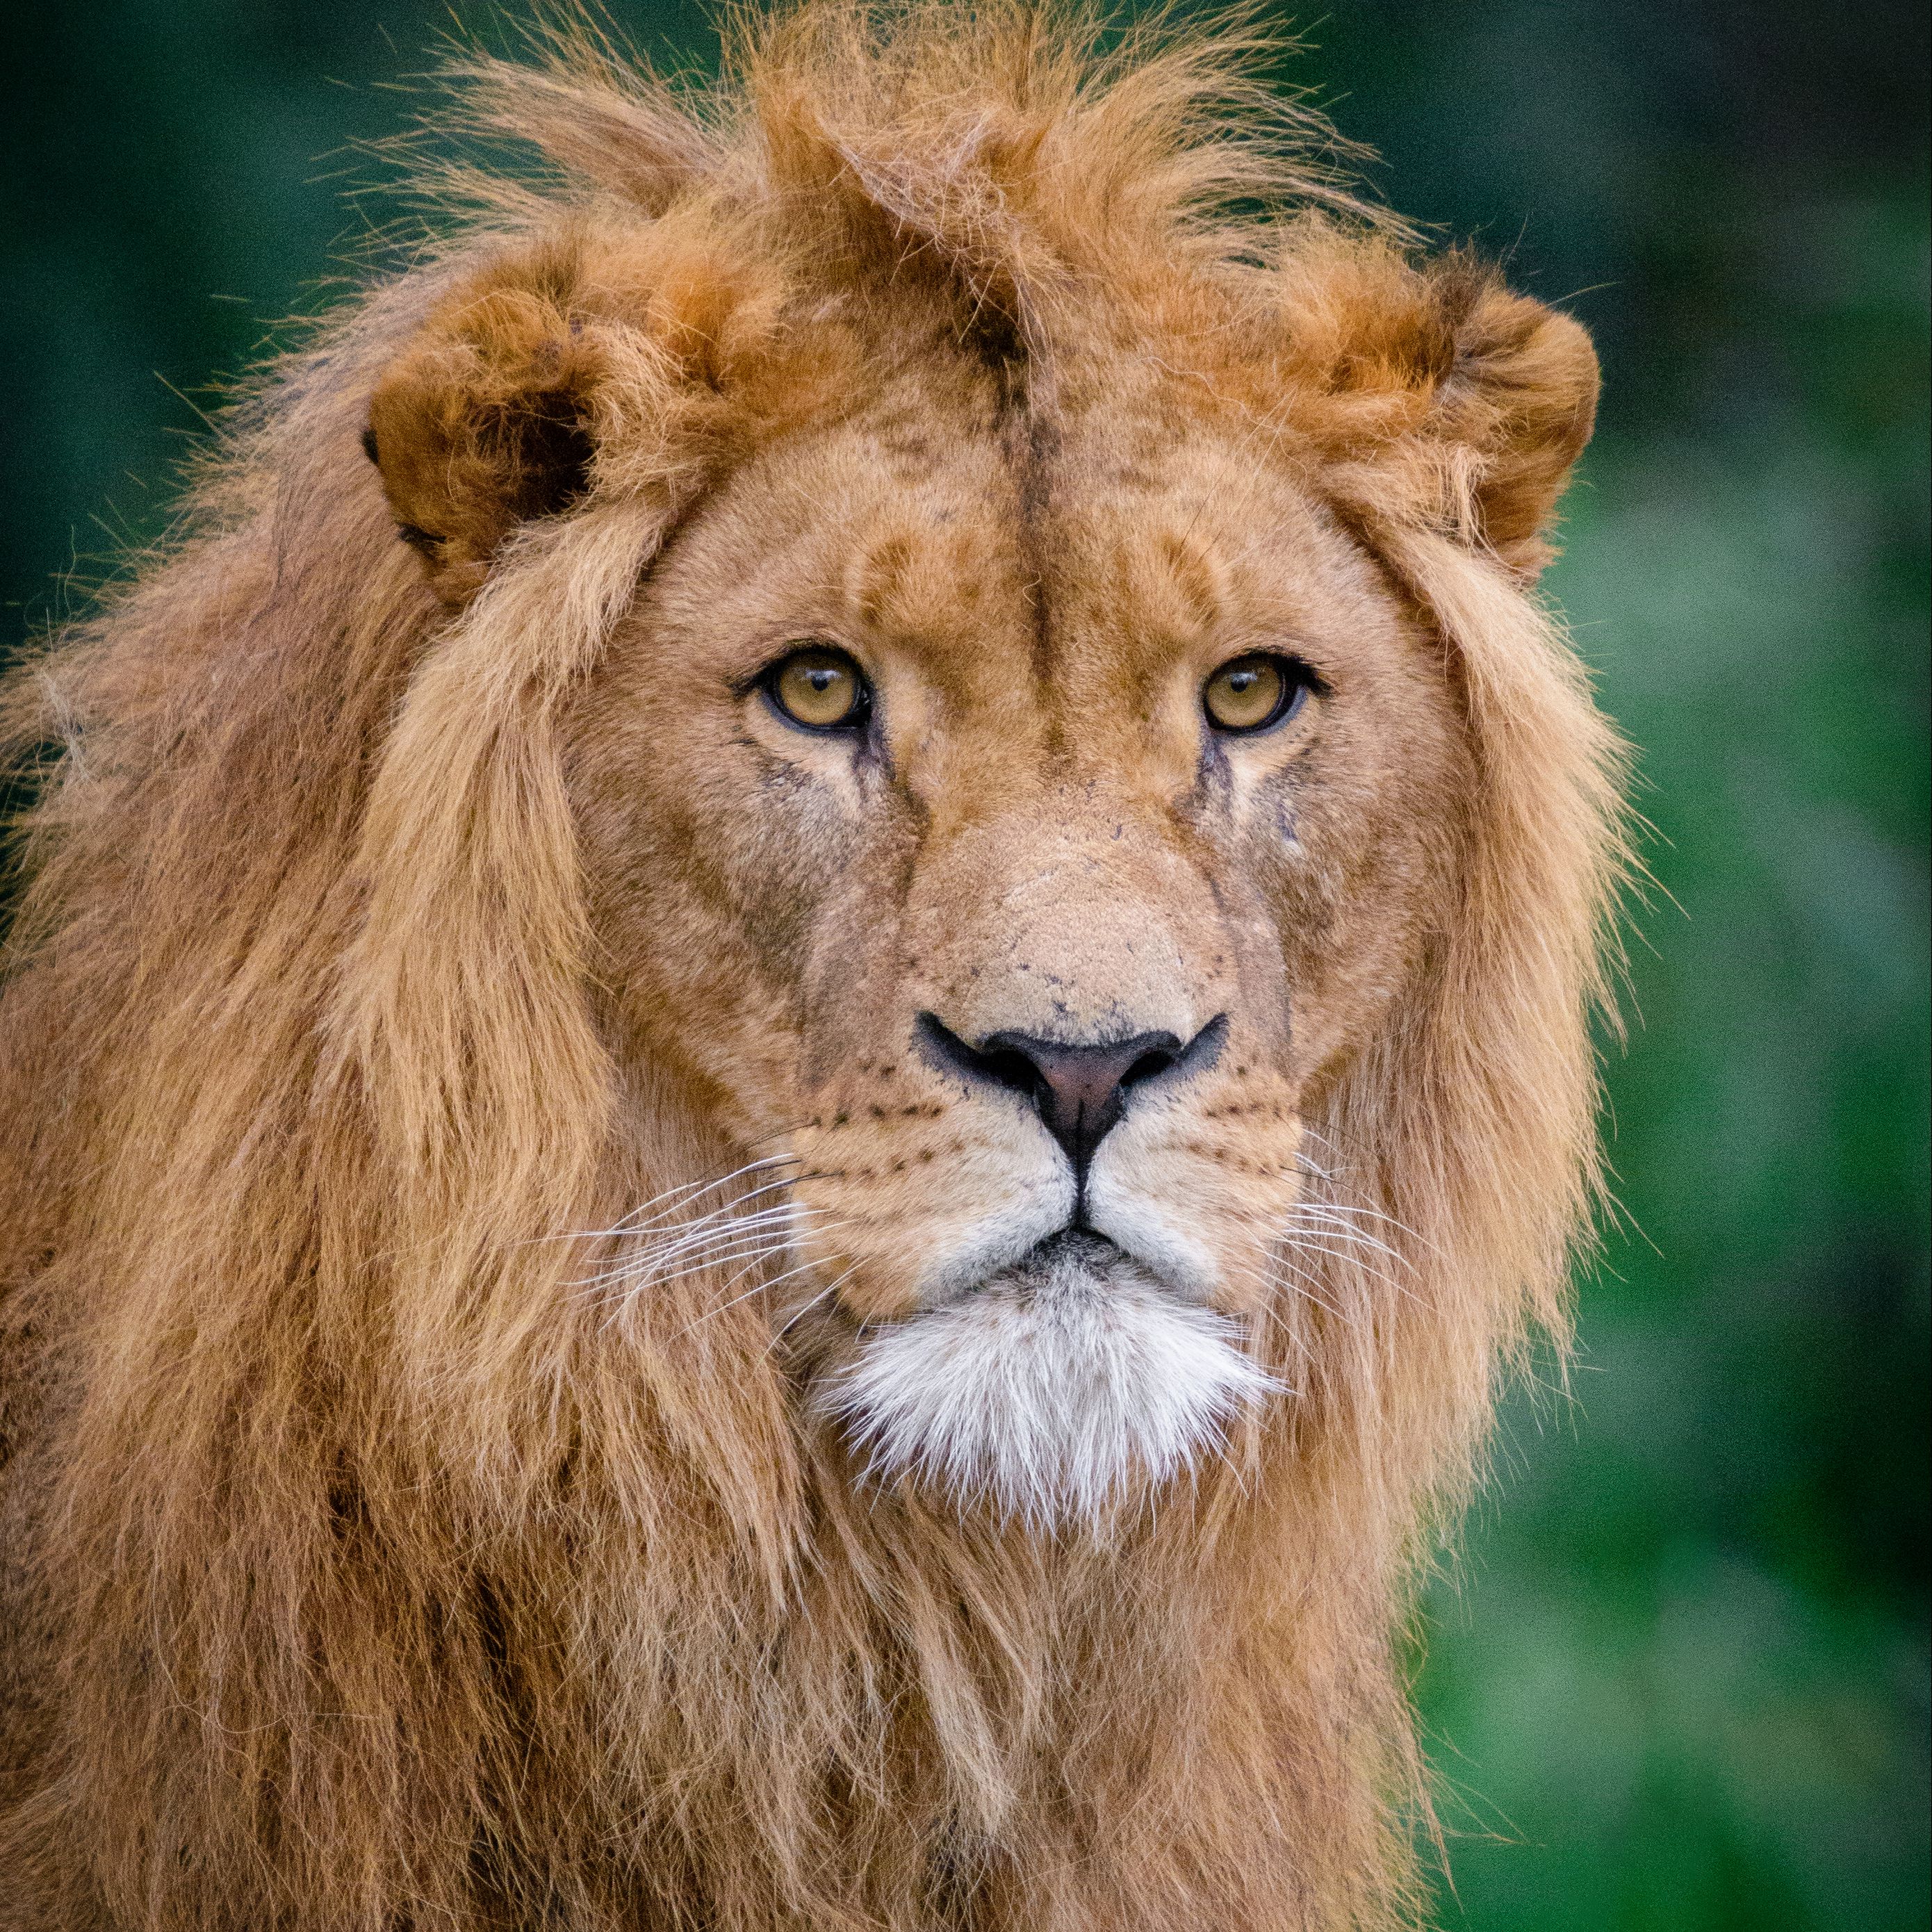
(2, 3, 1924, 1925)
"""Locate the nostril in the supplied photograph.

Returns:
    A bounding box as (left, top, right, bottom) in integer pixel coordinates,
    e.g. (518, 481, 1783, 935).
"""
(1120, 1047, 1178, 1089)
(916, 1014, 1040, 1100)
(976, 1046, 1049, 1104)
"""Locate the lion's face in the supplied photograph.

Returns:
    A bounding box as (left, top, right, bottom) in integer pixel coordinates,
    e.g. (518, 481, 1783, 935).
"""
(565, 338, 1471, 1521)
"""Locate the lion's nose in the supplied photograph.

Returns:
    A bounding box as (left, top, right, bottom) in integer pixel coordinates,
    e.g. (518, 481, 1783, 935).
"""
(917, 1014, 1223, 1177)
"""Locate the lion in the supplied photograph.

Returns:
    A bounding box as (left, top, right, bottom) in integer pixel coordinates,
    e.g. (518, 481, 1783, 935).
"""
(0, 4, 1626, 1926)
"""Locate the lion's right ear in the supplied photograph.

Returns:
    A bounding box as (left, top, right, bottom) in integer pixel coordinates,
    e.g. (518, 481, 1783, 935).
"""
(361, 223, 807, 604)
(363, 240, 615, 604)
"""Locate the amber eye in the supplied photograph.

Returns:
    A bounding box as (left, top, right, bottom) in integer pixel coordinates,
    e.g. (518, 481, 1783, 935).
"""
(764, 646, 872, 731)
(1202, 653, 1311, 734)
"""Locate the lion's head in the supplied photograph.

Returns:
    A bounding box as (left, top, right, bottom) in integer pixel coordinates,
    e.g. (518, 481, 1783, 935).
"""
(0, 6, 1626, 1925)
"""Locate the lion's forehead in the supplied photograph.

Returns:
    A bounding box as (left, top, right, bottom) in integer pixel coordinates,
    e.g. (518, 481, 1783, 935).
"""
(696, 377, 1355, 723)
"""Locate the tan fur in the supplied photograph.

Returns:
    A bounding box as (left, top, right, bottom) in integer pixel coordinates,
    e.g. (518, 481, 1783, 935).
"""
(0, 6, 1626, 1926)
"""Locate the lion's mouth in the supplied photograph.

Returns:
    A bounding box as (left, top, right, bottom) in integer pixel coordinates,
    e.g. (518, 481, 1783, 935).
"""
(991, 1225, 1131, 1290)
(821, 1225, 1278, 1528)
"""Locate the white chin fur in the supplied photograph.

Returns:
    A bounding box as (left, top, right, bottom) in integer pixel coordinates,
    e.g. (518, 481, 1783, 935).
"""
(825, 1238, 1277, 1531)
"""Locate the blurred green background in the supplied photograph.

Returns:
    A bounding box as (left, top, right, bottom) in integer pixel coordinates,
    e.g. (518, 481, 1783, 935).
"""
(2, 3, 1925, 1926)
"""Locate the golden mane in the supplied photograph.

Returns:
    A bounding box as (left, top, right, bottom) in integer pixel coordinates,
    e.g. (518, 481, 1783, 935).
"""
(0, 5, 1627, 1926)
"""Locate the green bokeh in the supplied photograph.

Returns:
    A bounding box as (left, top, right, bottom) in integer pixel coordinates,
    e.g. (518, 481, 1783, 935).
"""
(3, 4, 1924, 1926)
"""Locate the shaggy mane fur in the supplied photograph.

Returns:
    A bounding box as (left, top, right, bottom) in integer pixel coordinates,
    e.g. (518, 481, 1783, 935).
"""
(0, 6, 1627, 1927)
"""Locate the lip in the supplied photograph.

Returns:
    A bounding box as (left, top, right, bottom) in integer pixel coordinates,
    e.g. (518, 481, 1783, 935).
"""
(915, 1225, 1110, 1308)
(1024, 1227, 1119, 1270)
(969, 1226, 1176, 1300)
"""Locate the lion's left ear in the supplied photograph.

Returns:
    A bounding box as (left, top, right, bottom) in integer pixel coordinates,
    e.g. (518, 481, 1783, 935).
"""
(1431, 274, 1600, 573)
(1278, 235, 1600, 577)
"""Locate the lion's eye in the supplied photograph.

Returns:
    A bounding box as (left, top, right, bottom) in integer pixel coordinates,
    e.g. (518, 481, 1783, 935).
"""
(764, 646, 872, 731)
(1202, 653, 1311, 734)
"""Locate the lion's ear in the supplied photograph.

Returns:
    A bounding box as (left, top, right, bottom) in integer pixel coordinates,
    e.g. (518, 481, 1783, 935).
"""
(1434, 275, 1599, 573)
(1280, 234, 1600, 577)
(364, 243, 613, 604)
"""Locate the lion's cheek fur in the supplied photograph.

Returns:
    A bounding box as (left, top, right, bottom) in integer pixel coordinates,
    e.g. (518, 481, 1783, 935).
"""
(1089, 1099, 1307, 1309)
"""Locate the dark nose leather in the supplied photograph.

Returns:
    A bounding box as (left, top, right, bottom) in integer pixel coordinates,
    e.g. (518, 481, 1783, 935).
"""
(917, 1013, 1223, 1176)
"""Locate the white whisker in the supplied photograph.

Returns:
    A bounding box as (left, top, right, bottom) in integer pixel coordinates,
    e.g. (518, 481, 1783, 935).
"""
(1279, 1229, 1426, 1309)
(1285, 1206, 1412, 1267)
(562, 1156, 804, 1244)
(771, 1268, 853, 1344)
(1266, 1270, 1357, 1329)
(571, 1204, 826, 1291)
(677, 1250, 856, 1338)
(580, 1234, 808, 1298)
